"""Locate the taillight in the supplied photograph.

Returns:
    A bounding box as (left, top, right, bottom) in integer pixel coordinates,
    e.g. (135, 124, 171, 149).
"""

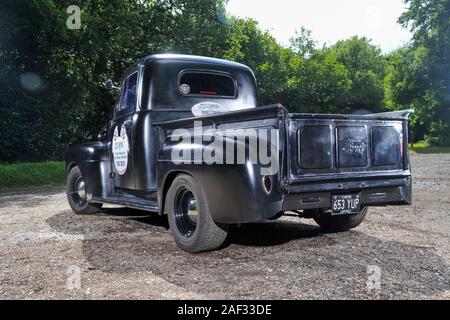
(263, 176, 272, 194)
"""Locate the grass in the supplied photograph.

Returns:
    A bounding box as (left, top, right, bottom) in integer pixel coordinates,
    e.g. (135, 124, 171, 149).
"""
(0, 161, 66, 191)
(409, 141, 450, 154)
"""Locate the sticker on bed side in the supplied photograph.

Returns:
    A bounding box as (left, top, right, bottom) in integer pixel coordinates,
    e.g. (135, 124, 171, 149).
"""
(112, 125, 129, 176)
(191, 102, 229, 117)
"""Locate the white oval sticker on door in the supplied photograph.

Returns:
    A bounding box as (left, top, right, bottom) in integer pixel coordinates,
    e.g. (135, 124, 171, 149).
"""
(191, 102, 229, 117)
(112, 125, 129, 176)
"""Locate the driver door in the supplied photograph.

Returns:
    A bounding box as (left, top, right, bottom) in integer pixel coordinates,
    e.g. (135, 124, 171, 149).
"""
(109, 70, 138, 190)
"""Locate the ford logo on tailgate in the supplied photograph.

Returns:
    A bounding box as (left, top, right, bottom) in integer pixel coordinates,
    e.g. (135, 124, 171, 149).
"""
(341, 139, 366, 155)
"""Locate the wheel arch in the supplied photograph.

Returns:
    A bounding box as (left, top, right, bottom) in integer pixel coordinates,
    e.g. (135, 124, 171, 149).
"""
(159, 170, 195, 215)
(66, 161, 78, 175)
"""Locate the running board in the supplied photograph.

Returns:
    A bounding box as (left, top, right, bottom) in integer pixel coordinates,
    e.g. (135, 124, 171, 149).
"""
(91, 196, 159, 213)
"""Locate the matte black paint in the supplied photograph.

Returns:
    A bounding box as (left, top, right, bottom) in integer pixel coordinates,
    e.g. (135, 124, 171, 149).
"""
(66, 54, 412, 224)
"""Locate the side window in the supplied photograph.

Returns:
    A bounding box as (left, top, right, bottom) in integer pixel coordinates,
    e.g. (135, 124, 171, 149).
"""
(116, 72, 138, 114)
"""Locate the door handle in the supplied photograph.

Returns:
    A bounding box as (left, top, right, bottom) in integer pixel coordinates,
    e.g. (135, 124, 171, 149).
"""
(123, 119, 132, 129)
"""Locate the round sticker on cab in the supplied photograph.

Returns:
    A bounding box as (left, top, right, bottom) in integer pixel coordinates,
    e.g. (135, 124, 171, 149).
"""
(179, 84, 191, 95)
(191, 102, 229, 117)
(112, 125, 129, 176)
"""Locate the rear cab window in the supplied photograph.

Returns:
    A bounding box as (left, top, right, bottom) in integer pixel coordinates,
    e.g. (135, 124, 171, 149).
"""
(178, 71, 237, 98)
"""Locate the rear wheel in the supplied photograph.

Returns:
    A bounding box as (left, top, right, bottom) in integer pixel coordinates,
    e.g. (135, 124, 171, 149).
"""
(66, 166, 102, 215)
(313, 207, 368, 232)
(165, 174, 228, 253)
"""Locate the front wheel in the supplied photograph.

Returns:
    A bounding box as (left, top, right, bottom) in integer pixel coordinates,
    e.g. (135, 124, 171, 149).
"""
(313, 207, 368, 232)
(66, 166, 102, 215)
(165, 174, 228, 253)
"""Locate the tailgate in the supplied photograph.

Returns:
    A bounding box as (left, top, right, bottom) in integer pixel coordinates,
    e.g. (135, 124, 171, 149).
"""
(286, 113, 410, 183)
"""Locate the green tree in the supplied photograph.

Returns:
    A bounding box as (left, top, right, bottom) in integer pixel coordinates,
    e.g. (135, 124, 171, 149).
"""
(283, 49, 351, 113)
(222, 18, 290, 105)
(0, 0, 69, 162)
(4, 0, 447, 163)
(289, 27, 317, 58)
(384, 46, 435, 141)
(395, 0, 450, 145)
(0, 0, 232, 162)
(328, 37, 387, 113)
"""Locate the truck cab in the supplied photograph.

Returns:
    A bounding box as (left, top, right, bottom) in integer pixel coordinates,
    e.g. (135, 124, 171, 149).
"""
(66, 54, 412, 253)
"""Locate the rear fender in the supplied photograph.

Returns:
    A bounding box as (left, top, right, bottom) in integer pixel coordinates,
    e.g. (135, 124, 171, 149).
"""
(157, 133, 283, 223)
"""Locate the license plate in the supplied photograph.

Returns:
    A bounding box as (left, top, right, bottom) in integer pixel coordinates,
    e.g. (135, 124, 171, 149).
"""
(331, 194, 361, 215)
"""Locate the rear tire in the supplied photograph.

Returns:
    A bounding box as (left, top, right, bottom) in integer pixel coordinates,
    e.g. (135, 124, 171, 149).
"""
(313, 207, 368, 232)
(66, 166, 102, 215)
(165, 174, 228, 253)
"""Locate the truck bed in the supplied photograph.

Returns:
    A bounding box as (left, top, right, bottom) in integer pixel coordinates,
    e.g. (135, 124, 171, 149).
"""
(154, 104, 412, 220)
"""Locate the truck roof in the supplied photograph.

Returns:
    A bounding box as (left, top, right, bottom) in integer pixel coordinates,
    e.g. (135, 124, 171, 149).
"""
(121, 54, 259, 115)
(137, 54, 252, 71)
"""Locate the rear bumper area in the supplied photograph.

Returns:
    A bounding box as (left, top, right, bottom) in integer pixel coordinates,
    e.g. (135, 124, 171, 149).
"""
(282, 176, 412, 211)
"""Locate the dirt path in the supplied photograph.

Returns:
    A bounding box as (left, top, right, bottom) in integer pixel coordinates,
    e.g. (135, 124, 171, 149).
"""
(0, 154, 448, 299)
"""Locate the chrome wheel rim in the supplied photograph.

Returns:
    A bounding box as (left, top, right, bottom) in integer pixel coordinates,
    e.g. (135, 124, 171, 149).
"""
(174, 188, 198, 238)
(72, 177, 87, 207)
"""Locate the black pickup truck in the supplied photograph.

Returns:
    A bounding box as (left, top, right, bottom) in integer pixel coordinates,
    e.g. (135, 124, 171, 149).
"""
(66, 54, 412, 252)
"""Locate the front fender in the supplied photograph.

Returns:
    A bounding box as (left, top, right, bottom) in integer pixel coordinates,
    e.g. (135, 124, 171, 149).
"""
(65, 142, 112, 199)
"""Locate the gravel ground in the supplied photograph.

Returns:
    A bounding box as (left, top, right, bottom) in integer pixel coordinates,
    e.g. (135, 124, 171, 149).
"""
(0, 154, 448, 300)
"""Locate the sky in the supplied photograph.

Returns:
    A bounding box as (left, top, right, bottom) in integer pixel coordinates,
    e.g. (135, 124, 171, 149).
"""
(227, 0, 412, 53)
